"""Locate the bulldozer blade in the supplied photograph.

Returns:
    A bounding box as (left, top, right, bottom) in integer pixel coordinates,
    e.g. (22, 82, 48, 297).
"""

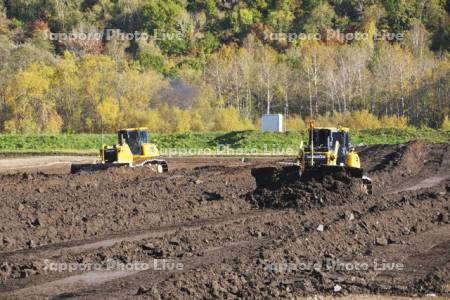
(71, 160, 169, 175)
(251, 166, 278, 189)
(300, 165, 363, 181)
(251, 165, 301, 189)
(301, 165, 372, 194)
(251, 164, 373, 194)
(70, 163, 129, 174)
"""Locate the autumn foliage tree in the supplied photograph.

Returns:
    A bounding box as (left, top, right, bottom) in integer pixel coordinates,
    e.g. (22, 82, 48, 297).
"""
(0, 0, 448, 133)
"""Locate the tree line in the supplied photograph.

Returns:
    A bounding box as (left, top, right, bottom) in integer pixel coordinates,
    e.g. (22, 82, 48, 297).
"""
(0, 0, 448, 133)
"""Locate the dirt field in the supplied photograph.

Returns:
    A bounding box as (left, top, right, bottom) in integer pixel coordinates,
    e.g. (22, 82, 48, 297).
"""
(0, 141, 449, 299)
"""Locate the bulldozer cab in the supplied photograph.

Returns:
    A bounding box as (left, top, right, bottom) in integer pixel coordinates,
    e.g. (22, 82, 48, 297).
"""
(309, 128, 349, 148)
(118, 128, 149, 155)
(308, 128, 350, 164)
(310, 129, 332, 149)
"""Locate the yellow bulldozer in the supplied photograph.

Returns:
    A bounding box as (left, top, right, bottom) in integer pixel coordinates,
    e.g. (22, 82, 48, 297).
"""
(252, 121, 372, 194)
(298, 121, 372, 193)
(71, 128, 168, 174)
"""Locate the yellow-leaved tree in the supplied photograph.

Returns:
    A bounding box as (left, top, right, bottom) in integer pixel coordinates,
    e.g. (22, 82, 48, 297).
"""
(113, 68, 166, 129)
(145, 110, 163, 133)
(96, 97, 120, 132)
(51, 52, 82, 132)
(78, 55, 116, 132)
(442, 116, 450, 130)
(170, 107, 192, 133)
(285, 116, 306, 131)
(5, 63, 62, 133)
(214, 107, 254, 131)
(381, 115, 409, 129)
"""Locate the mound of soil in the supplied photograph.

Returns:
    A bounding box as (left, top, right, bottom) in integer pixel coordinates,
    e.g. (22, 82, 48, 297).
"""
(249, 166, 368, 209)
(364, 140, 427, 189)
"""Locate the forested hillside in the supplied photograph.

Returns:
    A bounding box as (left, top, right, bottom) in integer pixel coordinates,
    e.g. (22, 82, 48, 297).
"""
(0, 0, 449, 133)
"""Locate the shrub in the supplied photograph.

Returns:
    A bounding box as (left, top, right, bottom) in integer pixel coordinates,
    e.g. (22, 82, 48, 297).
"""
(170, 107, 192, 133)
(285, 116, 306, 131)
(315, 112, 344, 127)
(442, 116, 450, 130)
(381, 115, 409, 129)
(347, 110, 381, 129)
(315, 110, 381, 129)
(137, 51, 165, 72)
(254, 118, 261, 131)
(190, 112, 207, 132)
(214, 107, 254, 131)
(145, 110, 163, 133)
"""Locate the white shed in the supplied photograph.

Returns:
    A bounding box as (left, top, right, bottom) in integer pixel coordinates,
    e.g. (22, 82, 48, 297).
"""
(261, 114, 284, 132)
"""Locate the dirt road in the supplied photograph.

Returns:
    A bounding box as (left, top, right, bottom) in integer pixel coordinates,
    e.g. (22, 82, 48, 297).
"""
(0, 141, 448, 299)
(0, 155, 285, 174)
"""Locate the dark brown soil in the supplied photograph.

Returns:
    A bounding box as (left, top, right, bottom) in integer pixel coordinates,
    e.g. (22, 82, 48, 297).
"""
(0, 142, 449, 299)
(249, 166, 368, 209)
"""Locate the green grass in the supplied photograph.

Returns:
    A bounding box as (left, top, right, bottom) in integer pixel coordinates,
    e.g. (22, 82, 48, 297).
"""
(351, 128, 450, 145)
(0, 128, 448, 155)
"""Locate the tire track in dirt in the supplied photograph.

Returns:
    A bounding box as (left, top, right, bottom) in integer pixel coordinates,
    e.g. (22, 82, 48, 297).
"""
(389, 175, 450, 193)
(369, 225, 450, 279)
(376, 143, 449, 194)
(0, 156, 93, 173)
(1, 240, 254, 299)
(0, 210, 279, 262)
(0, 211, 282, 296)
(5, 177, 448, 299)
